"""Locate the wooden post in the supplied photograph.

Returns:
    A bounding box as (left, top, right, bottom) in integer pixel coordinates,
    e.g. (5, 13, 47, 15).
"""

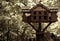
(36, 23, 42, 41)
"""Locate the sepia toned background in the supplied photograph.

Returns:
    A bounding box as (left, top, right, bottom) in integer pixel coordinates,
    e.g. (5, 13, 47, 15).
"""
(0, 0, 60, 41)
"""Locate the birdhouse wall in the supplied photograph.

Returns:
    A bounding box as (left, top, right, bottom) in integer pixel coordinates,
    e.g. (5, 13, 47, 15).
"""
(50, 13, 57, 21)
(22, 4, 58, 23)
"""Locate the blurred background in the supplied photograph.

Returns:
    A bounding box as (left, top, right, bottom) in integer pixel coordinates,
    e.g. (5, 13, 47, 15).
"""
(0, 0, 60, 41)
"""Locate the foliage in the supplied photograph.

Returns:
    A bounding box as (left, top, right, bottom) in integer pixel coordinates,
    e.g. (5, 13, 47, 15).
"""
(0, 0, 60, 41)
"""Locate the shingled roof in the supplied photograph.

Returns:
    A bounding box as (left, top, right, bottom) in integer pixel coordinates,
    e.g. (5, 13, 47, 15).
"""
(21, 6, 30, 13)
(21, 3, 58, 13)
(48, 7, 58, 12)
(30, 3, 50, 12)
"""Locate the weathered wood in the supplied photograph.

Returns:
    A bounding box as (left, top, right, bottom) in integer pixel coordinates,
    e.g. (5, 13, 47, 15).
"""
(22, 4, 58, 23)
(28, 23, 37, 31)
(22, 3, 58, 41)
(43, 22, 52, 32)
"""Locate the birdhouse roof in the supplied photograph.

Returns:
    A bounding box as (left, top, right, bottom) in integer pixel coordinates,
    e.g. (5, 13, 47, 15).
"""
(21, 4, 58, 13)
(30, 3, 50, 12)
(48, 7, 58, 12)
(21, 6, 30, 13)
(21, 6, 30, 10)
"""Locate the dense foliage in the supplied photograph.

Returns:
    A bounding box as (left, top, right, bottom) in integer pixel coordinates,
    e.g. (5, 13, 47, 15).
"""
(0, 0, 60, 41)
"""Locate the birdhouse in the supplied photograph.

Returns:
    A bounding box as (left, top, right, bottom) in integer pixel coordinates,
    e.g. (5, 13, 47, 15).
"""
(22, 4, 58, 23)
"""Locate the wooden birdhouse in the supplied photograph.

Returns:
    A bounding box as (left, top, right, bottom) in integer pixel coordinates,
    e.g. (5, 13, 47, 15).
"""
(22, 4, 58, 23)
